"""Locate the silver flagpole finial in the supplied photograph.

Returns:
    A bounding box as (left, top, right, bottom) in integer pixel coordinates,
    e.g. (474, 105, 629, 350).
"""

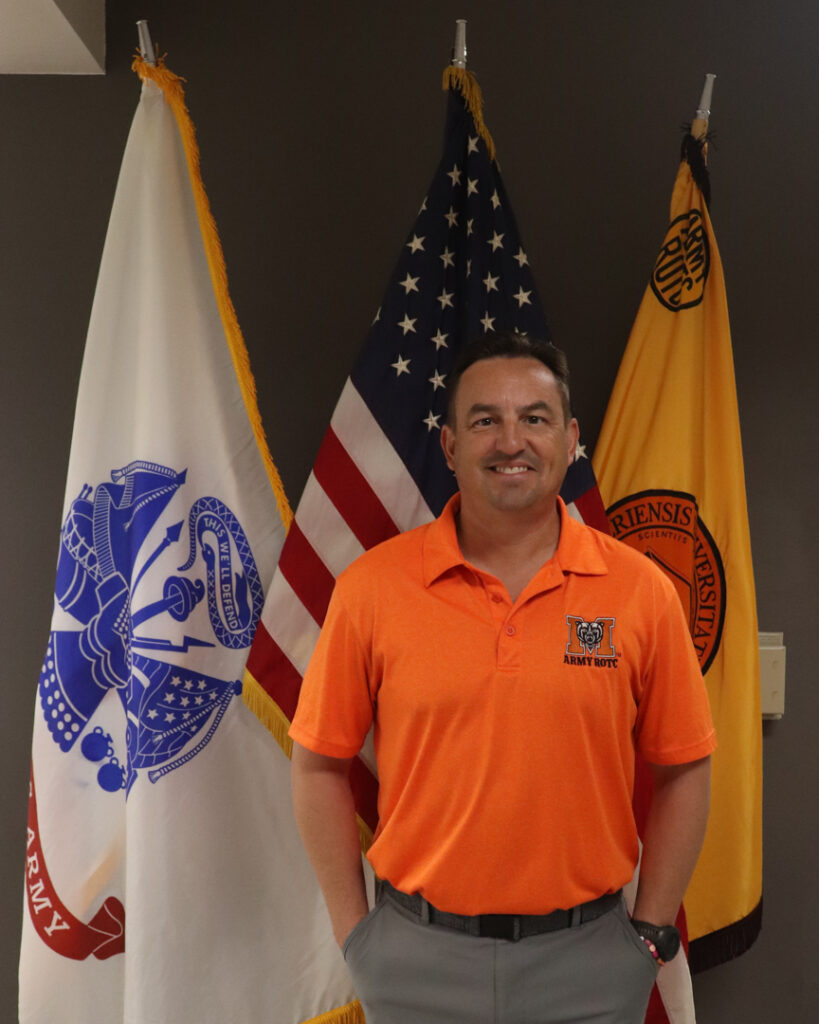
(137, 20, 157, 66)
(451, 19, 467, 68)
(696, 73, 716, 120)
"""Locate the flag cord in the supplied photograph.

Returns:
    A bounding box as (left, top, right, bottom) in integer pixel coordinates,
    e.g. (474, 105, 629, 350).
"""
(132, 55, 294, 533)
(680, 129, 712, 208)
(442, 66, 497, 162)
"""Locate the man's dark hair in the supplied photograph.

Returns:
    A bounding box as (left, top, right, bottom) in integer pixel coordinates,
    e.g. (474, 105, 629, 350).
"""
(445, 331, 572, 425)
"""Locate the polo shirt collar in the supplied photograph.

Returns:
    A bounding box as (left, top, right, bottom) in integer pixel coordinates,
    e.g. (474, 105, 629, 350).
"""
(422, 493, 467, 587)
(422, 492, 609, 589)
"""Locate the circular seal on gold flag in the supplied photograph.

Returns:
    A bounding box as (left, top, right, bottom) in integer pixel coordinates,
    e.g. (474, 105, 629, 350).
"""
(650, 209, 710, 311)
(607, 489, 725, 672)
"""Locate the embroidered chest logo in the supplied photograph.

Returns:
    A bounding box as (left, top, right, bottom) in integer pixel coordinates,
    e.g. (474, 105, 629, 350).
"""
(564, 616, 619, 668)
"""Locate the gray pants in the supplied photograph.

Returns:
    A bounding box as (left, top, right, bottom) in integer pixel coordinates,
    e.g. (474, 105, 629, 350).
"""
(343, 889, 658, 1024)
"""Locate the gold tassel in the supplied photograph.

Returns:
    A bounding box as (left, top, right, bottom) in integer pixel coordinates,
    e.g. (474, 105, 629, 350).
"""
(131, 54, 293, 534)
(441, 66, 497, 163)
(300, 999, 366, 1024)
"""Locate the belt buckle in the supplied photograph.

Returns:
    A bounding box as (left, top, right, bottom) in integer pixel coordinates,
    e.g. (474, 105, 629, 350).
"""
(478, 914, 518, 941)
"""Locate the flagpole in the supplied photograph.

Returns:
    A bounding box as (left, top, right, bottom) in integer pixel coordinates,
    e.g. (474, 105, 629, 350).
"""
(451, 19, 467, 67)
(136, 19, 156, 66)
(691, 73, 716, 139)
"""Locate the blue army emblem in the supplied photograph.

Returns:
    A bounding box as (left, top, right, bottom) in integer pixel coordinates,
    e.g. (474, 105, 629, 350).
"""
(38, 460, 263, 794)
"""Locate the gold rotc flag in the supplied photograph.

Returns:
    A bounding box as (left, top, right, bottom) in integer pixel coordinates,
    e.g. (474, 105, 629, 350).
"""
(594, 130, 762, 969)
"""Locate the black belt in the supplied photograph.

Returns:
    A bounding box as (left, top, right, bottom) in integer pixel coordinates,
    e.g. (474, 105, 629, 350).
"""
(379, 880, 621, 942)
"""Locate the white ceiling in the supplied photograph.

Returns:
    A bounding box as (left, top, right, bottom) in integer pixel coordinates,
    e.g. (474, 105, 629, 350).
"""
(0, 0, 104, 74)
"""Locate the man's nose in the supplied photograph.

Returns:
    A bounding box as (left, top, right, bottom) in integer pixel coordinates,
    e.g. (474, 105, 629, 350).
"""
(496, 420, 525, 453)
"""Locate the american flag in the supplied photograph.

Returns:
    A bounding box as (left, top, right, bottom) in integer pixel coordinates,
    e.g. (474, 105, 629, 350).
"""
(245, 68, 608, 836)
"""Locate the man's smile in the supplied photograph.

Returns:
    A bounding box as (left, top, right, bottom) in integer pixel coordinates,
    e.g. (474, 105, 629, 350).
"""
(491, 465, 531, 474)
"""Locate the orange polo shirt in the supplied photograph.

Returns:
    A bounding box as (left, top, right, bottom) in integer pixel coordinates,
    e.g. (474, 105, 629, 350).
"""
(290, 495, 716, 915)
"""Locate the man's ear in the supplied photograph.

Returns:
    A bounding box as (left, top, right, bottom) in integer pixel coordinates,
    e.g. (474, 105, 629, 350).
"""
(567, 418, 580, 464)
(441, 423, 456, 471)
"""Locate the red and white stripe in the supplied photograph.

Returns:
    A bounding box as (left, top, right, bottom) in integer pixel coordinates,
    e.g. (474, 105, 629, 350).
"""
(247, 379, 433, 830)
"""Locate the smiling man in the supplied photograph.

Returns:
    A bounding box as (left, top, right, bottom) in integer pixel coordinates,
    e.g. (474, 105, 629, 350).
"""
(290, 332, 716, 1024)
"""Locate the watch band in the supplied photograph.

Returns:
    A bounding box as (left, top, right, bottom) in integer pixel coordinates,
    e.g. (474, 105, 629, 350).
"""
(630, 918, 681, 964)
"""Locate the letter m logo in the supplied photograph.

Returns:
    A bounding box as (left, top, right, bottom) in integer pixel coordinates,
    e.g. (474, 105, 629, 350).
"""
(566, 616, 616, 658)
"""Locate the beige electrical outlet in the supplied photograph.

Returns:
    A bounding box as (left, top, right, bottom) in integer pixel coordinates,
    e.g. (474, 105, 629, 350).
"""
(759, 631, 786, 720)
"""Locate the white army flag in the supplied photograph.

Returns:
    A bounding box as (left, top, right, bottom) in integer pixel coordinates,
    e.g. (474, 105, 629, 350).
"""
(19, 57, 356, 1024)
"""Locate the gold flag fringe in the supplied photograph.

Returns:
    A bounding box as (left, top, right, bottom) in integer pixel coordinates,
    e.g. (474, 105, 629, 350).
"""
(441, 66, 496, 163)
(356, 815, 374, 853)
(301, 999, 365, 1024)
(242, 668, 294, 758)
(132, 55, 293, 534)
(130, 65, 367, 1020)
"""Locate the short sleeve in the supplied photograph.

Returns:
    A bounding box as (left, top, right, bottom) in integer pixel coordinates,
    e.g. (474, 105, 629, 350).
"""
(634, 578, 717, 765)
(288, 580, 375, 759)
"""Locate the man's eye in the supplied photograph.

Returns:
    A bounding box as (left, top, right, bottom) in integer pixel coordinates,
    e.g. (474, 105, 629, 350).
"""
(525, 415, 545, 424)
(472, 417, 493, 427)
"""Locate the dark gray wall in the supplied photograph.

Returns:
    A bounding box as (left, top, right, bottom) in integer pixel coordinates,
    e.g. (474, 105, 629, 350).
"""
(2, 1, 817, 1020)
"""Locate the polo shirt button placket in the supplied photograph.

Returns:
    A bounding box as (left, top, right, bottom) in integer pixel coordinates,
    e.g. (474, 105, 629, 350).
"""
(497, 618, 520, 672)
(486, 588, 509, 629)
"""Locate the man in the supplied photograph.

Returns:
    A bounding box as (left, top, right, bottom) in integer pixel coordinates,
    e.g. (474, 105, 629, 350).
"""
(290, 332, 715, 1024)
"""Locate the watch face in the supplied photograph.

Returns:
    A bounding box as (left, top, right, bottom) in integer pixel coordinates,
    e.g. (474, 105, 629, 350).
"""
(633, 920, 681, 962)
(657, 926, 681, 961)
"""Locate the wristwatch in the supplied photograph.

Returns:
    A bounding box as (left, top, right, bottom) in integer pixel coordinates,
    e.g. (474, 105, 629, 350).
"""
(630, 919, 681, 964)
